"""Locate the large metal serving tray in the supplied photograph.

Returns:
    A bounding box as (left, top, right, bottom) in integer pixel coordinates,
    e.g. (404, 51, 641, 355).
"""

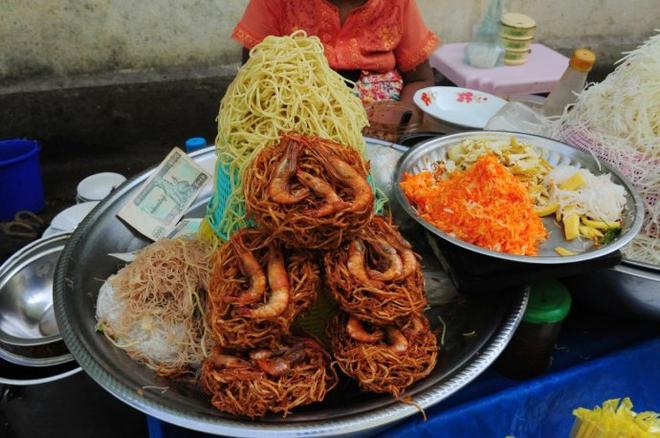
(53, 140, 527, 437)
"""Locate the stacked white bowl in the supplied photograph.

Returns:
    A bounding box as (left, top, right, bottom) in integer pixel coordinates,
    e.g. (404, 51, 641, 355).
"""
(42, 172, 126, 238)
(76, 172, 126, 203)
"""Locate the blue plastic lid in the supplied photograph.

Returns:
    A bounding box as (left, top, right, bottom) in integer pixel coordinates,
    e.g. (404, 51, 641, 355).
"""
(185, 137, 208, 153)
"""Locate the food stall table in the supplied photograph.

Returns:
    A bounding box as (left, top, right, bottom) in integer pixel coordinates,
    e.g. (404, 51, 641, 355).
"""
(148, 307, 660, 437)
(380, 309, 660, 437)
(430, 43, 569, 97)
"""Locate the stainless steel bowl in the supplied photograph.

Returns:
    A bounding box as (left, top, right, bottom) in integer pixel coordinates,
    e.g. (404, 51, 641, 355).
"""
(0, 357, 81, 386)
(0, 234, 74, 366)
(393, 131, 645, 264)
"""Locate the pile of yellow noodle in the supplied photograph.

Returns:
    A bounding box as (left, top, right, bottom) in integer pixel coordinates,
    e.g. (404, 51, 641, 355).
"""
(211, 30, 369, 238)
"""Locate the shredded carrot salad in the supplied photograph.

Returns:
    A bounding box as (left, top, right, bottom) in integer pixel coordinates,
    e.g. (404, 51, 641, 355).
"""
(401, 154, 547, 256)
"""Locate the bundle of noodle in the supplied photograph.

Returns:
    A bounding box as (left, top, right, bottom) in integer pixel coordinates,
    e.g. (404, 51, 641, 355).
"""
(323, 215, 426, 325)
(328, 312, 437, 398)
(208, 228, 319, 349)
(200, 337, 338, 418)
(95, 238, 214, 377)
(244, 133, 375, 250)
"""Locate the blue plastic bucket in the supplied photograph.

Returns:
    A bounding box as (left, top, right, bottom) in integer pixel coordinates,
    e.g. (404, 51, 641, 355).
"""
(0, 139, 45, 221)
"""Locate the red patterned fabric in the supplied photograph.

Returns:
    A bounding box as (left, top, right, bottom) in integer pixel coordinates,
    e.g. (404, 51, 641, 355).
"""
(356, 70, 404, 104)
(232, 0, 440, 73)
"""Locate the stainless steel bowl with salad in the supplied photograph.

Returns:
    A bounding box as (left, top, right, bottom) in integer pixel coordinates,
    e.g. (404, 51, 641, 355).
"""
(394, 131, 644, 264)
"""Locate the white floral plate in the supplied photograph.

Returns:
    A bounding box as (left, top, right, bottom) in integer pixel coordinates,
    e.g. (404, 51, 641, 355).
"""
(413, 86, 507, 129)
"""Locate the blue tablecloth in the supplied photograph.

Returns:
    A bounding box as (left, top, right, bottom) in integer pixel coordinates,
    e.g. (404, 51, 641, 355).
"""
(149, 313, 660, 438)
(382, 338, 660, 437)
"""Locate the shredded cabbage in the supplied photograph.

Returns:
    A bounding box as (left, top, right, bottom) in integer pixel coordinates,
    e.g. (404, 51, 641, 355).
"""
(542, 31, 660, 265)
(546, 166, 627, 223)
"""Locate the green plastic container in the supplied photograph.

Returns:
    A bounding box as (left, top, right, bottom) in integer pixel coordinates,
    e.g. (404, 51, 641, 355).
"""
(495, 280, 572, 379)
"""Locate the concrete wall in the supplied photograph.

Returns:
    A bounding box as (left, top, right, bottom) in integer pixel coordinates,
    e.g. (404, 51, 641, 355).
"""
(1, 0, 659, 80)
(0, 0, 246, 79)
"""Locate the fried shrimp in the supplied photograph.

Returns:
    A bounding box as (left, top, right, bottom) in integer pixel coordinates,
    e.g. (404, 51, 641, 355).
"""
(315, 151, 374, 214)
(223, 237, 266, 305)
(296, 169, 350, 217)
(324, 215, 426, 325)
(255, 356, 291, 377)
(208, 351, 251, 369)
(244, 134, 374, 249)
(346, 316, 384, 343)
(386, 327, 409, 354)
(380, 222, 418, 279)
(200, 337, 338, 418)
(399, 248, 418, 279)
(252, 341, 313, 377)
(269, 139, 309, 204)
(347, 240, 381, 287)
(366, 240, 404, 282)
(240, 244, 290, 319)
(208, 229, 318, 350)
(329, 313, 438, 398)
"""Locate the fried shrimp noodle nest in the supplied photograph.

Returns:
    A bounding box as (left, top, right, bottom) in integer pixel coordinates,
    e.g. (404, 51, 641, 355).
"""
(200, 337, 338, 418)
(244, 133, 375, 250)
(323, 215, 426, 325)
(207, 228, 319, 349)
(328, 313, 437, 398)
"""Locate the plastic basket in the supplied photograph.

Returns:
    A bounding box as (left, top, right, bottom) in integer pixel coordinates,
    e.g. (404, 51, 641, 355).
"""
(205, 160, 243, 241)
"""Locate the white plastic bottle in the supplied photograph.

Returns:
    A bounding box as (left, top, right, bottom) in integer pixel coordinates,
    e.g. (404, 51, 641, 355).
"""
(543, 49, 596, 116)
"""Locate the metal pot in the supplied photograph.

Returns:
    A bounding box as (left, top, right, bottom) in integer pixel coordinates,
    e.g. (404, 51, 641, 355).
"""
(564, 261, 660, 321)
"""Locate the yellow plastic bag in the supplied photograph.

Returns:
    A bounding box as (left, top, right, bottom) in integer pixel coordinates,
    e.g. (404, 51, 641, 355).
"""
(570, 398, 660, 437)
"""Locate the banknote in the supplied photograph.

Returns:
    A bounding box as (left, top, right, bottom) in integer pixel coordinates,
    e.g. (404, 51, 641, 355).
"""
(165, 218, 203, 240)
(117, 147, 211, 241)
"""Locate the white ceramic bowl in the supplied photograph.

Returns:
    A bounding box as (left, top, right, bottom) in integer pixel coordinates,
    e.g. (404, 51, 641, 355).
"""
(76, 172, 126, 202)
(413, 86, 507, 130)
(49, 201, 99, 233)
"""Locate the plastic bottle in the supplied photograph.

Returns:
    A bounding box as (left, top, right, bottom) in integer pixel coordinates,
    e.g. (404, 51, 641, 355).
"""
(543, 49, 596, 116)
(494, 280, 572, 379)
(465, 0, 504, 68)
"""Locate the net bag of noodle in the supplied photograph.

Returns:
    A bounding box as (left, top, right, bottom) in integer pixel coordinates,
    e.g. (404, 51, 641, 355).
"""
(207, 228, 319, 349)
(323, 215, 426, 325)
(244, 133, 375, 249)
(200, 337, 338, 418)
(328, 312, 437, 398)
(96, 238, 214, 377)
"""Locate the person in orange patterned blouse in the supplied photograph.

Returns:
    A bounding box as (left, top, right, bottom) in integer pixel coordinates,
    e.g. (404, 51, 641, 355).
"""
(232, 0, 440, 105)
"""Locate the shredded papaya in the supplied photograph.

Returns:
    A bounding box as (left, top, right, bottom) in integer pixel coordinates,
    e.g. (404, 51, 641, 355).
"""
(401, 154, 547, 256)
